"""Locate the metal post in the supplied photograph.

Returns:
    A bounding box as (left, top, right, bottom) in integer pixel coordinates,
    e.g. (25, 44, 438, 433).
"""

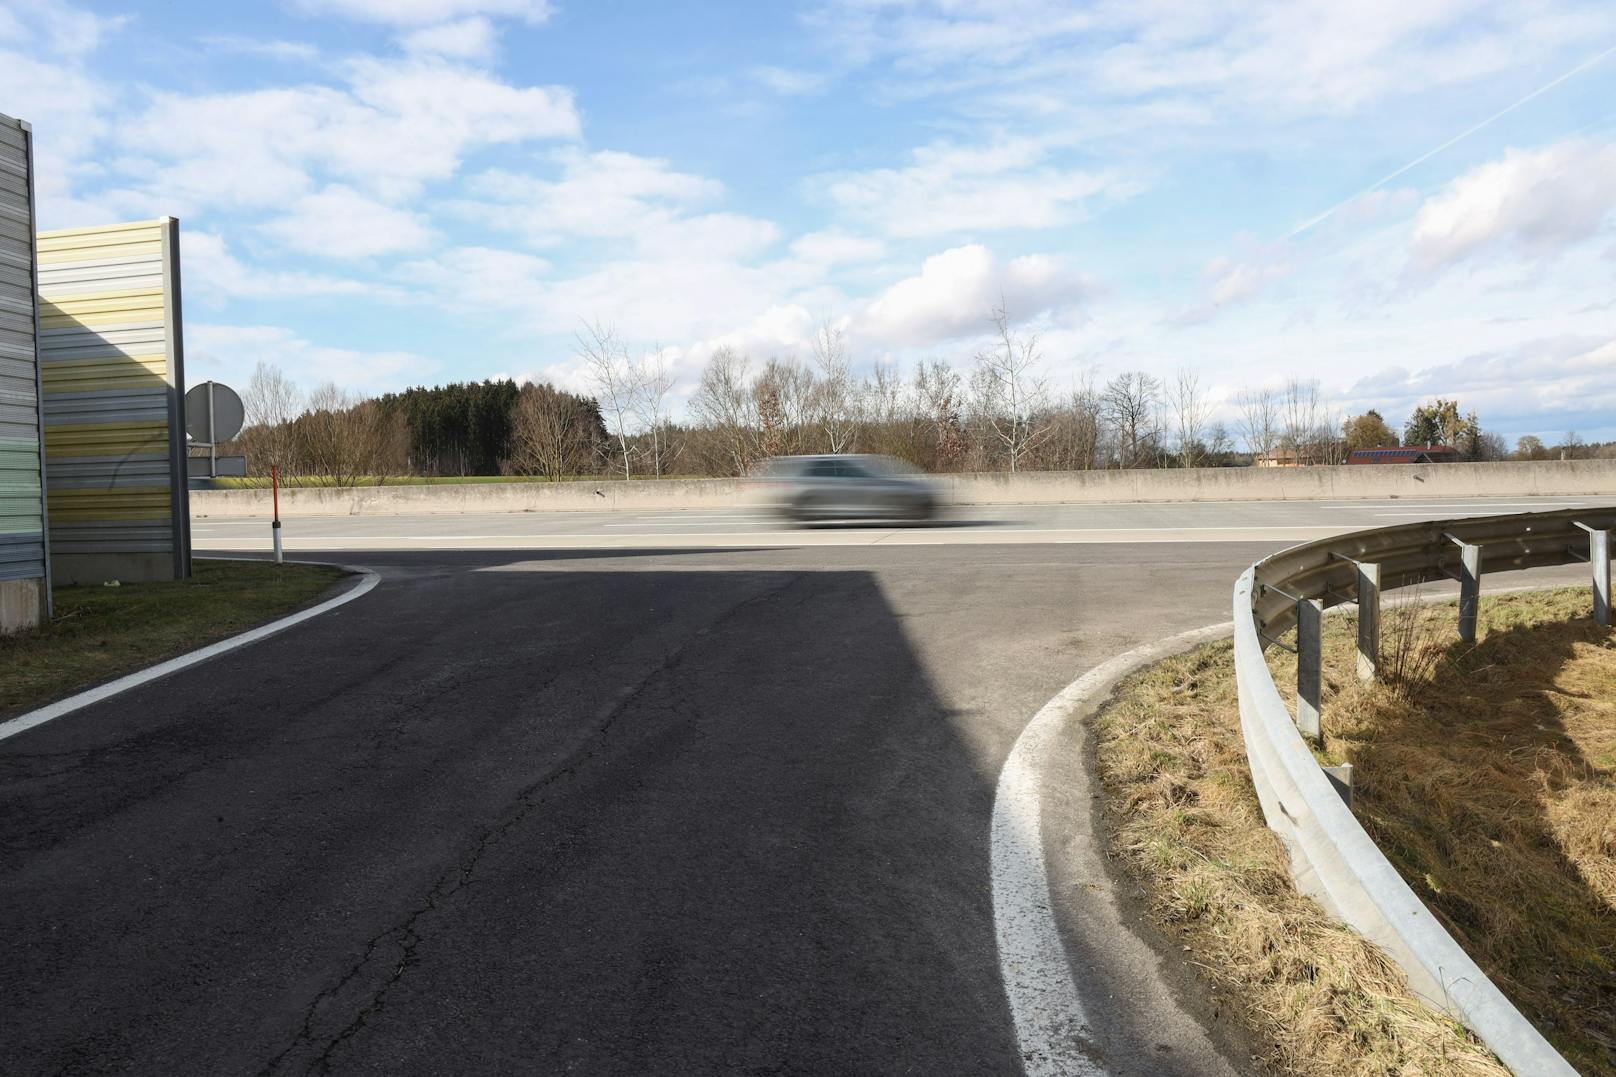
(1356, 561, 1380, 681)
(1457, 542, 1482, 643)
(206, 380, 217, 481)
(271, 465, 282, 565)
(1589, 528, 1611, 627)
(1296, 598, 1322, 741)
(1321, 762, 1354, 809)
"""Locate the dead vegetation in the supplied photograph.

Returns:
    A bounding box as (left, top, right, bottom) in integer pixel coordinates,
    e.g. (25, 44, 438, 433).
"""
(1099, 585, 1616, 1074)
(1297, 587, 1616, 1075)
(1095, 638, 1508, 1076)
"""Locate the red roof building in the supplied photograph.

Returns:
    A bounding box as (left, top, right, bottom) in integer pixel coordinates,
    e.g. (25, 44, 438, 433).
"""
(1346, 445, 1462, 465)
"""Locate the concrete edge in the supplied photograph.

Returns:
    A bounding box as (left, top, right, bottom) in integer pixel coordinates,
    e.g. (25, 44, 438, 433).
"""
(991, 620, 1234, 1077)
(0, 559, 380, 744)
(1232, 567, 1578, 1076)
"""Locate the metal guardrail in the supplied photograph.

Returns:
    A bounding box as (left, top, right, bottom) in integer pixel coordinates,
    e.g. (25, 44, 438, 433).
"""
(1234, 506, 1615, 1076)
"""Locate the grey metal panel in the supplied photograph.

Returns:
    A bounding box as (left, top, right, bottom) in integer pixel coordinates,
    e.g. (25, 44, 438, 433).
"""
(42, 387, 169, 425)
(45, 457, 169, 489)
(0, 112, 45, 596)
(49, 520, 173, 553)
(0, 531, 45, 581)
(163, 217, 190, 577)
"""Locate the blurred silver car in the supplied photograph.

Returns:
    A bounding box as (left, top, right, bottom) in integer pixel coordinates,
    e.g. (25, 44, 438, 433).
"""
(749, 454, 939, 522)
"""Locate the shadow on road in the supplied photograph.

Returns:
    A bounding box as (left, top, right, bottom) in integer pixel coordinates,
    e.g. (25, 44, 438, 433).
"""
(0, 552, 1022, 1074)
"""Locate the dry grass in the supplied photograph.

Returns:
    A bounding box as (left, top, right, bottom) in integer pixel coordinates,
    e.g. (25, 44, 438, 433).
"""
(1096, 585, 1616, 1074)
(1096, 639, 1507, 1076)
(1291, 588, 1616, 1074)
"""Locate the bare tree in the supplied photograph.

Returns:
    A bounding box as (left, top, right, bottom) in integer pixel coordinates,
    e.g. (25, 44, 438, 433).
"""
(1100, 371, 1162, 468)
(915, 360, 966, 471)
(973, 303, 1052, 473)
(811, 321, 860, 453)
(299, 383, 389, 487)
(505, 382, 599, 479)
(240, 360, 303, 480)
(689, 346, 754, 476)
(1166, 370, 1211, 468)
(1235, 386, 1279, 462)
(632, 348, 678, 478)
(579, 321, 644, 480)
(1280, 377, 1322, 464)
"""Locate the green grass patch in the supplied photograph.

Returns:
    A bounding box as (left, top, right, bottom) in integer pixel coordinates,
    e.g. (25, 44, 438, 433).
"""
(1, 559, 346, 716)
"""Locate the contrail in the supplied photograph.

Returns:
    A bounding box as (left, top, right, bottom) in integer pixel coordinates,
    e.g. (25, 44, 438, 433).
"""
(1286, 41, 1616, 239)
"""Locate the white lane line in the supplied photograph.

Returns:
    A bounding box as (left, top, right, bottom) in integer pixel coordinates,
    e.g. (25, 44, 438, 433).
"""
(1320, 502, 1583, 509)
(993, 621, 1233, 1076)
(1373, 510, 1535, 517)
(0, 562, 380, 744)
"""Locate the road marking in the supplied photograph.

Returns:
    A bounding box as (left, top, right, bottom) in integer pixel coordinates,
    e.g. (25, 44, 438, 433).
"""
(0, 562, 380, 745)
(1320, 502, 1583, 509)
(992, 621, 1233, 1076)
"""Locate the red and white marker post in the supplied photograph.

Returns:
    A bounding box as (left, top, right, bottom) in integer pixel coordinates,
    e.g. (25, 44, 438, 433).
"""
(271, 465, 283, 565)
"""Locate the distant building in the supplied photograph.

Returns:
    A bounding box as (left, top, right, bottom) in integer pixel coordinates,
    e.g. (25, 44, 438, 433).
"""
(1255, 449, 1306, 467)
(1346, 445, 1461, 465)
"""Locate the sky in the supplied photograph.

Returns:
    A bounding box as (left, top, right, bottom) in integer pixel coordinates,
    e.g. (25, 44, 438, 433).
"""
(3, 0, 1615, 444)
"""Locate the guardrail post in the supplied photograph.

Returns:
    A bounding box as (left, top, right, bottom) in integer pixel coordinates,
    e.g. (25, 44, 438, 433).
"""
(1296, 598, 1322, 741)
(1574, 524, 1610, 627)
(1356, 562, 1380, 681)
(1454, 540, 1483, 643)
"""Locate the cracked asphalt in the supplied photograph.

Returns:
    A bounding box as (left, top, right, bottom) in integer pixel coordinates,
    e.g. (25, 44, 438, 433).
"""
(0, 542, 1341, 1073)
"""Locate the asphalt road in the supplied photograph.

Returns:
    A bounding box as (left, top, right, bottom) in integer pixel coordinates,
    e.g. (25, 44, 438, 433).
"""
(2, 497, 1604, 1074)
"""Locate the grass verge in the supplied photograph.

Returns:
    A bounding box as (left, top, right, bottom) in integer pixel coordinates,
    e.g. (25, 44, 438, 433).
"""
(1, 559, 347, 717)
(1096, 585, 1616, 1075)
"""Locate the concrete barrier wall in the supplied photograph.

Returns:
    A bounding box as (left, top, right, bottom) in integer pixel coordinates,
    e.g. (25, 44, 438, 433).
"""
(190, 459, 1616, 518)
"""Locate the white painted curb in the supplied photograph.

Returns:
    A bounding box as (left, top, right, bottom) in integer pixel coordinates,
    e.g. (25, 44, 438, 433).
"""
(991, 621, 1233, 1077)
(0, 560, 380, 744)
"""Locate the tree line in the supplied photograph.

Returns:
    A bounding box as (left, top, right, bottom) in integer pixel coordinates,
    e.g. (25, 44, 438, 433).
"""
(228, 314, 1613, 485)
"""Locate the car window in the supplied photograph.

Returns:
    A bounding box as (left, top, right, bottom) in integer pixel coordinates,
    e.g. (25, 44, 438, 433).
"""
(838, 461, 871, 479)
(808, 459, 840, 478)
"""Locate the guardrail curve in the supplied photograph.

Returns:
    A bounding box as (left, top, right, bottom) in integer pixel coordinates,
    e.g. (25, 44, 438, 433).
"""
(1234, 505, 1615, 1076)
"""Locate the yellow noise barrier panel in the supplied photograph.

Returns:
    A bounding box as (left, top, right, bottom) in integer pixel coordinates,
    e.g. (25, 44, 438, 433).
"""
(44, 421, 169, 458)
(47, 486, 171, 523)
(42, 355, 168, 394)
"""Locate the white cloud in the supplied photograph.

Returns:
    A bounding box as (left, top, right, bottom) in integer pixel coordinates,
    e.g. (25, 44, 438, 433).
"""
(466, 149, 722, 241)
(187, 323, 438, 393)
(1409, 139, 1616, 273)
(1171, 249, 1290, 325)
(399, 245, 552, 311)
(261, 185, 437, 258)
(752, 65, 831, 96)
(400, 17, 498, 61)
(200, 35, 321, 63)
(462, 149, 780, 259)
(290, 0, 552, 27)
(95, 57, 578, 218)
(818, 137, 1123, 237)
(1340, 334, 1616, 439)
(787, 231, 886, 266)
(810, 0, 1616, 121)
(184, 231, 394, 299)
(857, 243, 1094, 346)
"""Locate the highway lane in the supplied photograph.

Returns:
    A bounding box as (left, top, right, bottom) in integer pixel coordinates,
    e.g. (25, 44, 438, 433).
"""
(2, 543, 1281, 1075)
(190, 494, 1602, 552)
(3, 500, 1604, 1074)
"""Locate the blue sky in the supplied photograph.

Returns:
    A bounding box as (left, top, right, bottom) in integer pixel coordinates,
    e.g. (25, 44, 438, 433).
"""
(4, 0, 1615, 443)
